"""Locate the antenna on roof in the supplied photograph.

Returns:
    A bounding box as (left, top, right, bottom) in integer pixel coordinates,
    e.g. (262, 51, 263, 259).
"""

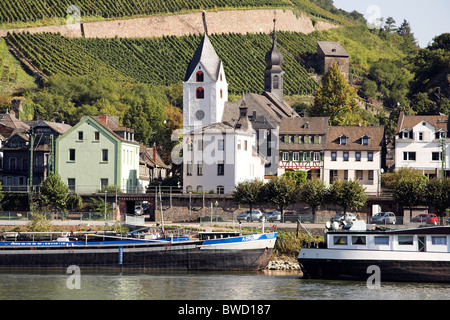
(202, 11, 208, 36)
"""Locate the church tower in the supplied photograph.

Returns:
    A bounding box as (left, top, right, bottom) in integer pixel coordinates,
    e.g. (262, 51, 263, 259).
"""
(264, 19, 285, 102)
(182, 12, 228, 135)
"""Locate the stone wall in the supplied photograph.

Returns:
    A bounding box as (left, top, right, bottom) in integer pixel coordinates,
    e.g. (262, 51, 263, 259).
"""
(0, 9, 338, 38)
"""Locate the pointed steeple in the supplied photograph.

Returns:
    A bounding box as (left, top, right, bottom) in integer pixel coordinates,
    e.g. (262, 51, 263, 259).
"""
(264, 18, 285, 102)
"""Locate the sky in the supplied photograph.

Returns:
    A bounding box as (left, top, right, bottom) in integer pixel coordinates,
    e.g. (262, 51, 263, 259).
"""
(333, 0, 450, 48)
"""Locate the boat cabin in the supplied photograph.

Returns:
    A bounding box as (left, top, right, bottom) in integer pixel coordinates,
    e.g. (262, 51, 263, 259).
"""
(325, 226, 450, 253)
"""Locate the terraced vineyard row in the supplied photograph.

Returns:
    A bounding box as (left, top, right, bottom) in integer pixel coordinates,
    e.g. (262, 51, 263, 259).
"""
(6, 31, 319, 95)
(0, 0, 291, 24)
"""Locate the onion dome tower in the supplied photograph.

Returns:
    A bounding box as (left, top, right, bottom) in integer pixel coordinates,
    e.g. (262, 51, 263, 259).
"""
(264, 19, 285, 102)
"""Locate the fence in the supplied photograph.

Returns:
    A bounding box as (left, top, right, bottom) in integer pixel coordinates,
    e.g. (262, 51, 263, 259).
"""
(0, 211, 114, 221)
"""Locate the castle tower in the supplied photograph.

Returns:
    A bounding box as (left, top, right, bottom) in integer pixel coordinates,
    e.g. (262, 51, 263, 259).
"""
(182, 12, 228, 134)
(264, 19, 285, 102)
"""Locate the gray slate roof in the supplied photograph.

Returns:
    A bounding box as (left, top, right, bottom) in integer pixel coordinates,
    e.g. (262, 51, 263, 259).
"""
(317, 41, 349, 57)
(184, 34, 222, 82)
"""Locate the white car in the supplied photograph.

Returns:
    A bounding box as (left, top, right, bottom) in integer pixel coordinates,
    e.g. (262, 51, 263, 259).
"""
(236, 210, 263, 222)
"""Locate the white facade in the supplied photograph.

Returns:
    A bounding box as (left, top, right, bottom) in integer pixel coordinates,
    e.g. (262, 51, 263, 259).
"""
(323, 149, 382, 194)
(183, 124, 265, 194)
(395, 119, 449, 178)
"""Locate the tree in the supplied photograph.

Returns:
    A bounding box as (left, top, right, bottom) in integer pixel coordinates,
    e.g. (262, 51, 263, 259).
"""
(397, 19, 418, 54)
(394, 174, 426, 220)
(425, 178, 450, 223)
(262, 176, 298, 222)
(384, 17, 397, 33)
(299, 179, 326, 220)
(310, 63, 362, 126)
(38, 173, 70, 213)
(232, 179, 265, 213)
(329, 179, 367, 214)
(282, 170, 307, 187)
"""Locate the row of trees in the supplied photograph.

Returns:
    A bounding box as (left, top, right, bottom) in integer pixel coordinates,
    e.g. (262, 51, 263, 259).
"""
(232, 172, 367, 222)
(383, 168, 450, 220)
(234, 168, 450, 223)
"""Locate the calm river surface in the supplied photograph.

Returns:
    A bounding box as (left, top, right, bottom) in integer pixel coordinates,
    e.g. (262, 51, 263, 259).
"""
(0, 269, 449, 301)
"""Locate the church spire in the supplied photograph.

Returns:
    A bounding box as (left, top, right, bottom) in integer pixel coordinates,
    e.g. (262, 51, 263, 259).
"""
(202, 11, 208, 36)
(264, 18, 285, 102)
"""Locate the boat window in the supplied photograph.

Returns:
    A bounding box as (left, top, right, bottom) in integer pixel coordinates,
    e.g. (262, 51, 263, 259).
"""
(374, 236, 389, 245)
(333, 236, 347, 245)
(398, 236, 414, 245)
(351, 236, 366, 245)
(431, 236, 447, 245)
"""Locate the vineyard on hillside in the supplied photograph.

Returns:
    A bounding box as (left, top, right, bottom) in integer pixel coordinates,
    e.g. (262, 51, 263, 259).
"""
(6, 31, 320, 95)
(0, 0, 292, 24)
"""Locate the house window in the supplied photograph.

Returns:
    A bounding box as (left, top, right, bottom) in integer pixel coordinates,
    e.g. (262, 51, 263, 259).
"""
(293, 152, 299, 161)
(9, 158, 16, 170)
(69, 149, 76, 161)
(403, 152, 416, 161)
(432, 152, 442, 161)
(355, 152, 361, 161)
(340, 136, 347, 145)
(217, 186, 225, 194)
(218, 139, 224, 151)
(314, 152, 320, 161)
(217, 162, 224, 176)
(197, 162, 203, 176)
(237, 140, 241, 150)
(343, 152, 349, 161)
(356, 170, 363, 180)
(102, 149, 108, 162)
(78, 131, 83, 141)
(186, 162, 193, 176)
(68, 178, 76, 192)
(282, 152, 289, 161)
(196, 87, 205, 99)
(331, 152, 337, 161)
(196, 71, 204, 82)
(100, 179, 108, 190)
(244, 140, 248, 151)
(368, 170, 374, 181)
(368, 152, 373, 161)
(418, 132, 423, 141)
(94, 131, 100, 141)
(220, 89, 223, 99)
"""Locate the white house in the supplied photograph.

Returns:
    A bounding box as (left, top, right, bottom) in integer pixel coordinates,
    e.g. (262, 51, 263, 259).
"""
(395, 112, 449, 178)
(183, 103, 265, 194)
(323, 126, 385, 194)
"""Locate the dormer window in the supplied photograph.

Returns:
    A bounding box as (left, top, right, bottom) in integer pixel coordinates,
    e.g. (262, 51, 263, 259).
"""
(361, 135, 369, 146)
(196, 71, 204, 82)
(435, 130, 447, 139)
(339, 135, 347, 145)
(401, 130, 413, 139)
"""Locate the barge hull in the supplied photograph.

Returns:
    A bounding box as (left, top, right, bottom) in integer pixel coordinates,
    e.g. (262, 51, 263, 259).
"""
(0, 233, 277, 271)
(299, 259, 450, 283)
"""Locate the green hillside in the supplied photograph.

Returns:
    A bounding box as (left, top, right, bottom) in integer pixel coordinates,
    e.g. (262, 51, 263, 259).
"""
(6, 31, 320, 95)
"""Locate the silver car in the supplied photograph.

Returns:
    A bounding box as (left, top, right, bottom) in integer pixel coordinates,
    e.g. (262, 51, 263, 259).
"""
(371, 212, 396, 225)
(259, 211, 281, 222)
(236, 210, 263, 222)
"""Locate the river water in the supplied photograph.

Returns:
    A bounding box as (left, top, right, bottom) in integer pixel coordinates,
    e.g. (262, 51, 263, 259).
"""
(0, 269, 448, 301)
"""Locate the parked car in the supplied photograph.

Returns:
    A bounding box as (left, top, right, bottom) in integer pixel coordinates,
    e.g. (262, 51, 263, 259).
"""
(281, 210, 300, 222)
(330, 212, 357, 225)
(236, 210, 263, 222)
(371, 212, 396, 225)
(412, 214, 439, 225)
(134, 205, 143, 216)
(259, 211, 281, 222)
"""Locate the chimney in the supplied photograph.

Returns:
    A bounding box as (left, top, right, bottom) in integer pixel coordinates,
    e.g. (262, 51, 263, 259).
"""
(98, 114, 108, 124)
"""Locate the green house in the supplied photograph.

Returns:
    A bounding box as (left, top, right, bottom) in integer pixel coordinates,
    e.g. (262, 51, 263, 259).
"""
(55, 115, 140, 193)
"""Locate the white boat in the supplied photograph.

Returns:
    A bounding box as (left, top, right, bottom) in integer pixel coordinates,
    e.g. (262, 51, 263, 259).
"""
(298, 225, 450, 283)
